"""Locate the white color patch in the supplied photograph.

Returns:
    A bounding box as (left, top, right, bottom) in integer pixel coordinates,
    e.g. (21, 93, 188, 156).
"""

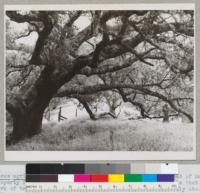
(161, 164, 178, 174)
(58, 175, 74, 182)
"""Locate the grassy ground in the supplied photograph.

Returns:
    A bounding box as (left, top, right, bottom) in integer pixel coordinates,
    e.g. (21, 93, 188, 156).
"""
(7, 118, 193, 151)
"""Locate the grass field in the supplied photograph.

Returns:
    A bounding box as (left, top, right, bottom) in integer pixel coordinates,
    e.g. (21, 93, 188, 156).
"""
(7, 118, 193, 151)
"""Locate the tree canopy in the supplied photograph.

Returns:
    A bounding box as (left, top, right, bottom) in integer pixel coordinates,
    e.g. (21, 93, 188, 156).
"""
(6, 10, 194, 142)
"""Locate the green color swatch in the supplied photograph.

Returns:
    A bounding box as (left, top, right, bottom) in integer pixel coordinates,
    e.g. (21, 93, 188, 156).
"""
(124, 174, 142, 182)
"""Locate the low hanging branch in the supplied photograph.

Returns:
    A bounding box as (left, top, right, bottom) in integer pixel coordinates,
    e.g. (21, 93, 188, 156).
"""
(55, 82, 193, 122)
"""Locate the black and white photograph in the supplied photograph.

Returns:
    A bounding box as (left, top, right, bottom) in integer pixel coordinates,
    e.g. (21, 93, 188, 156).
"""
(5, 4, 195, 160)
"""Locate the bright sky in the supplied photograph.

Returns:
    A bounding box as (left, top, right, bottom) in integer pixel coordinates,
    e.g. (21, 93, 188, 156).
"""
(15, 31, 38, 46)
(74, 16, 91, 32)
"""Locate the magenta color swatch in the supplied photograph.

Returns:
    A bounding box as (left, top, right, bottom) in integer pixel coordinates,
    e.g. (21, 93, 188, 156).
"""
(74, 174, 91, 182)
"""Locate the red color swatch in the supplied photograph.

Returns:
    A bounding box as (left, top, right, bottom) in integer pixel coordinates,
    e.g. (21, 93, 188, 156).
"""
(91, 174, 108, 182)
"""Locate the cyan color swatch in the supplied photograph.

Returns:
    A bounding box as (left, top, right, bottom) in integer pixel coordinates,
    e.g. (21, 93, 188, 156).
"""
(142, 174, 157, 182)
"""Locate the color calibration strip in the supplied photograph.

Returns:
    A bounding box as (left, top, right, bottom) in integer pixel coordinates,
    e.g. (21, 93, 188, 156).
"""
(26, 174, 175, 183)
(26, 163, 178, 174)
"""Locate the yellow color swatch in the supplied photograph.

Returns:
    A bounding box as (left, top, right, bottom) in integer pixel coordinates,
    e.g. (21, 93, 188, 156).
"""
(108, 174, 124, 182)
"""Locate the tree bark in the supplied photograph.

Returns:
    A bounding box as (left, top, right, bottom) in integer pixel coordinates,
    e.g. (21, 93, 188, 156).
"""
(7, 66, 66, 142)
(12, 106, 44, 141)
(6, 97, 46, 143)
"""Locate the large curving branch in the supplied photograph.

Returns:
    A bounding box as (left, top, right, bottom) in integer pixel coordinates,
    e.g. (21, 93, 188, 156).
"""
(55, 83, 193, 122)
(79, 48, 155, 76)
(91, 20, 193, 67)
(6, 11, 54, 66)
(6, 11, 41, 23)
(29, 12, 53, 65)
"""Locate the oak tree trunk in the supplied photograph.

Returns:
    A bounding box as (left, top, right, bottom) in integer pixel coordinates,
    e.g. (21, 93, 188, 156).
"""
(7, 54, 90, 142)
(11, 106, 44, 141)
(7, 66, 68, 142)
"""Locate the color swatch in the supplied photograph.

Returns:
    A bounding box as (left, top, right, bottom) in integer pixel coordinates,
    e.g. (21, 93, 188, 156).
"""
(26, 174, 175, 183)
(74, 174, 90, 182)
(108, 174, 124, 182)
(26, 164, 177, 183)
(91, 174, 108, 182)
(124, 174, 142, 182)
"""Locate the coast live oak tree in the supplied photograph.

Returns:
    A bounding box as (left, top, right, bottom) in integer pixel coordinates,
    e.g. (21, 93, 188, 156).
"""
(6, 10, 194, 142)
